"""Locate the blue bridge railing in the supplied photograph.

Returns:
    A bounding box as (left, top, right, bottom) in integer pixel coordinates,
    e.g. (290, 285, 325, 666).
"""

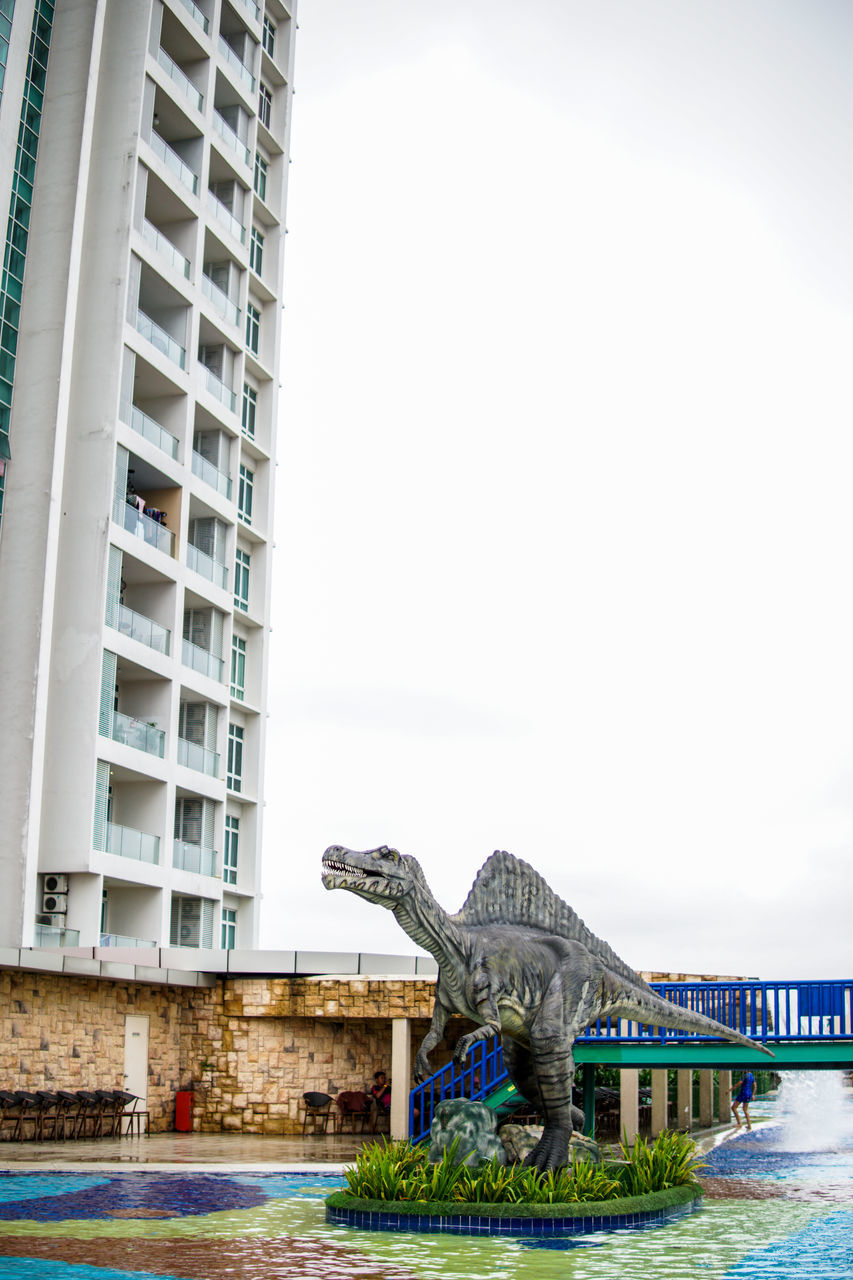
(408, 978, 853, 1142)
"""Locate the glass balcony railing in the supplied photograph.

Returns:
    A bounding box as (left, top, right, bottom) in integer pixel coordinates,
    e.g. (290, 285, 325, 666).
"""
(177, 736, 220, 776)
(173, 839, 218, 876)
(99, 933, 157, 948)
(34, 924, 80, 947)
(141, 218, 191, 279)
(206, 190, 246, 244)
(212, 110, 251, 167)
(182, 636, 225, 681)
(218, 35, 255, 92)
(104, 709, 166, 758)
(136, 308, 186, 369)
(233, 0, 261, 24)
(199, 364, 237, 413)
(157, 46, 204, 112)
(149, 130, 199, 195)
(186, 541, 228, 590)
(112, 496, 175, 556)
(105, 821, 160, 864)
(192, 448, 232, 498)
(177, 0, 208, 35)
(201, 272, 240, 327)
(121, 400, 179, 459)
(110, 601, 171, 655)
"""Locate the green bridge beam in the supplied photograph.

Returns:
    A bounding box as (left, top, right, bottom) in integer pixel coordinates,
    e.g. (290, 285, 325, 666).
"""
(573, 1041, 853, 1070)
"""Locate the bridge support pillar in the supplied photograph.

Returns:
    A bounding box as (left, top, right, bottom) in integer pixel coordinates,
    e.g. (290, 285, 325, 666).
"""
(676, 1069, 693, 1131)
(620, 1068, 640, 1146)
(698, 1070, 714, 1127)
(582, 1065, 596, 1137)
(718, 1069, 732, 1123)
(650, 1069, 668, 1136)
(390, 1017, 412, 1140)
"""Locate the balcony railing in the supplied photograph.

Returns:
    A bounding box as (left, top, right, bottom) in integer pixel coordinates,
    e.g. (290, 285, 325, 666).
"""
(182, 636, 225, 681)
(199, 364, 237, 413)
(218, 35, 255, 92)
(173, 839, 218, 876)
(136, 308, 186, 370)
(141, 218, 191, 279)
(105, 821, 160, 864)
(121, 400, 179, 459)
(233, 0, 261, 24)
(177, 0, 208, 35)
(192, 448, 232, 498)
(34, 924, 80, 947)
(212, 109, 251, 168)
(186, 541, 228, 590)
(104, 709, 166, 758)
(112, 496, 175, 557)
(149, 130, 199, 195)
(207, 190, 246, 244)
(177, 735, 220, 776)
(157, 46, 204, 112)
(110, 601, 171, 655)
(100, 933, 157, 948)
(201, 272, 240, 328)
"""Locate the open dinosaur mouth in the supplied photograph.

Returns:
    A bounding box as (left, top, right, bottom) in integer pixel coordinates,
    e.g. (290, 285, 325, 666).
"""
(322, 855, 382, 878)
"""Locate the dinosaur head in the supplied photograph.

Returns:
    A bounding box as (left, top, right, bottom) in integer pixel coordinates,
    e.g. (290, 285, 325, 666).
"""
(321, 844, 419, 910)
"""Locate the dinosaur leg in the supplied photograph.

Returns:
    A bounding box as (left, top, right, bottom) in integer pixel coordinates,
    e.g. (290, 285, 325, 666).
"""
(519, 982, 587, 1172)
(502, 1037, 584, 1133)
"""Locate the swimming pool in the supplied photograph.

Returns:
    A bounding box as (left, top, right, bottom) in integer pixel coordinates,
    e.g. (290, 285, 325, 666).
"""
(0, 1075, 848, 1279)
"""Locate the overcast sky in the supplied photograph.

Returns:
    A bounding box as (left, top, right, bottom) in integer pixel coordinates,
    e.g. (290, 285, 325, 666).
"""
(261, 0, 853, 980)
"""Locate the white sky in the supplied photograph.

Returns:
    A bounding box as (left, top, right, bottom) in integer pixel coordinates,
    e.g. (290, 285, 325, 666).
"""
(261, 0, 853, 980)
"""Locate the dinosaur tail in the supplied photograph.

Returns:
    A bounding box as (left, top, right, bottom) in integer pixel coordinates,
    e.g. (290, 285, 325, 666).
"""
(607, 983, 775, 1058)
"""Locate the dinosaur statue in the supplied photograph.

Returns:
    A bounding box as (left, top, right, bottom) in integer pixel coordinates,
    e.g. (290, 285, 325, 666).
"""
(321, 844, 773, 1171)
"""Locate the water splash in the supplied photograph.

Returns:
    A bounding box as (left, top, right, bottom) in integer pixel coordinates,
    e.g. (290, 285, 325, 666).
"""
(773, 1072, 853, 1153)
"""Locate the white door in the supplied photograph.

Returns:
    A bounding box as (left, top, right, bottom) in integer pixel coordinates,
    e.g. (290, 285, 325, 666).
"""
(123, 1014, 149, 1105)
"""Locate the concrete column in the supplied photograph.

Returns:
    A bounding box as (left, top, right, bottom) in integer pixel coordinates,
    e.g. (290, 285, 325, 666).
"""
(390, 1017, 412, 1140)
(676, 1069, 693, 1131)
(698, 1070, 714, 1128)
(620, 1068, 640, 1146)
(582, 1065, 596, 1137)
(718, 1069, 732, 1124)
(651, 1069, 669, 1136)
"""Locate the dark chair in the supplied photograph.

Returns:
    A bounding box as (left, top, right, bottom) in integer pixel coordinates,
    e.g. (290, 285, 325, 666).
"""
(34, 1091, 62, 1141)
(335, 1090, 371, 1134)
(75, 1090, 106, 1139)
(55, 1091, 84, 1141)
(11, 1091, 41, 1141)
(302, 1091, 333, 1134)
(0, 1090, 24, 1141)
(97, 1089, 136, 1138)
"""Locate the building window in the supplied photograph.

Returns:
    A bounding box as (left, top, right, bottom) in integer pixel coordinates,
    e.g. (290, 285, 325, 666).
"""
(242, 382, 257, 439)
(224, 815, 239, 885)
(231, 634, 246, 700)
(253, 152, 267, 201)
(234, 547, 250, 612)
(238, 463, 254, 524)
(262, 16, 275, 57)
(250, 225, 264, 276)
(246, 302, 260, 355)
(259, 83, 272, 129)
(227, 723, 244, 791)
(221, 906, 237, 949)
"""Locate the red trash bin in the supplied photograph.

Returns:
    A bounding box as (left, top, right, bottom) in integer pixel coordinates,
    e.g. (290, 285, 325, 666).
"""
(175, 1090, 194, 1132)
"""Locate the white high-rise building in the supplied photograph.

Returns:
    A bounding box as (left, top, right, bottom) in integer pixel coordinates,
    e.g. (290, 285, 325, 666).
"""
(0, 0, 295, 952)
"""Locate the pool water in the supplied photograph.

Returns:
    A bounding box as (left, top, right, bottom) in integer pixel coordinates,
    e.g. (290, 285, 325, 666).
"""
(0, 1075, 849, 1280)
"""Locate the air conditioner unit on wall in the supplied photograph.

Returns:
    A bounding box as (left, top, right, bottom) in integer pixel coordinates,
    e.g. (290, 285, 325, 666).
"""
(37, 914, 67, 928)
(43, 893, 67, 913)
(44, 874, 68, 893)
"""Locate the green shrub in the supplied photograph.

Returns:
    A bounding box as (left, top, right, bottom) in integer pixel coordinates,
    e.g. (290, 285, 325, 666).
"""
(617, 1128, 706, 1195)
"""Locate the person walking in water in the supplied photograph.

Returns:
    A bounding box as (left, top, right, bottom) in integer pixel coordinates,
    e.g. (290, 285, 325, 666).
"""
(732, 1070, 756, 1130)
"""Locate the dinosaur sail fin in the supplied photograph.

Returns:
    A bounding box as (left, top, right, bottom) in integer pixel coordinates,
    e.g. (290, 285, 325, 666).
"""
(452, 850, 652, 992)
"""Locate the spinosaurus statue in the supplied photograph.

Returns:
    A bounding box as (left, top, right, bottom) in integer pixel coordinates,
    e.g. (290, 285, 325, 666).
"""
(322, 845, 773, 1171)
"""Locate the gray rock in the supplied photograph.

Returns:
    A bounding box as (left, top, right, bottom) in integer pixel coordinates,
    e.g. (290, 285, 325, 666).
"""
(428, 1099, 507, 1167)
(499, 1123, 602, 1166)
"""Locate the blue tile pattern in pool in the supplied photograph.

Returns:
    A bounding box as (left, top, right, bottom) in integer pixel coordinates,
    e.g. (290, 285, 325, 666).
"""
(0, 1262, 185, 1280)
(724, 1209, 853, 1278)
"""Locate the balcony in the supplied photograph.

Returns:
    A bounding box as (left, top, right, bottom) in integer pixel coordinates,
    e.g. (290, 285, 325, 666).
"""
(192, 448, 232, 499)
(104, 709, 166, 759)
(34, 923, 80, 947)
(105, 821, 161, 864)
(207, 190, 246, 245)
(149, 130, 199, 196)
(110, 601, 171, 655)
(157, 46, 204, 113)
(201, 272, 240, 328)
(100, 932, 157, 948)
(173, 839, 218, 876)
(212, 109, 251, 168)
(177, 736, 220, 776)
(136, 309, 186, 370)
(112, 495, 175, 557)
(233, 0, 261, 24)
(177, 0, 208, 35)
(218, 35, 255, 92)
(199, 364, 237, 414)
(121, 400, 179, 460)
(182, 636, 225, 682)
(141, 218, 191, 280)
(186, 541, 228, 590)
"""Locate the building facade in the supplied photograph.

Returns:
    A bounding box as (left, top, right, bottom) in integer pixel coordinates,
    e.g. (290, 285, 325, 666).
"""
(0, 0, 295, 951)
